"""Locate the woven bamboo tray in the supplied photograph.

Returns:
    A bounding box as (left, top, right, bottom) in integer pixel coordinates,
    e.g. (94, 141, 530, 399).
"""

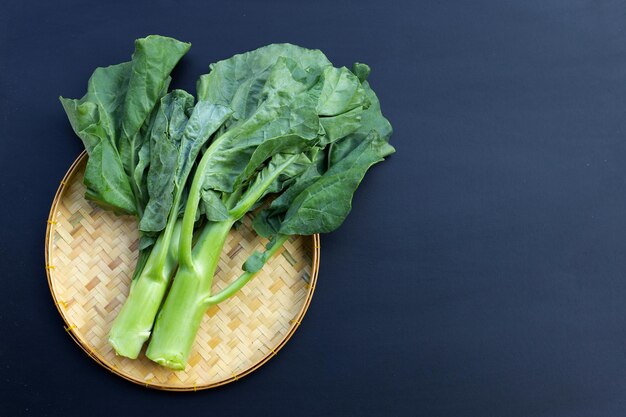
(45, 152, 319, 390)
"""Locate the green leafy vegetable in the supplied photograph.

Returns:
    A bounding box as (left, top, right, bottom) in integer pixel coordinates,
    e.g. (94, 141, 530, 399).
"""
(145, 45, 393, 370)
(60, 37, 394, 368)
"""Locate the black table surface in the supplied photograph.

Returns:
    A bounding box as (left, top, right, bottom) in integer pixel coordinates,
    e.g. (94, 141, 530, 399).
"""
(3, 0, 626, 415)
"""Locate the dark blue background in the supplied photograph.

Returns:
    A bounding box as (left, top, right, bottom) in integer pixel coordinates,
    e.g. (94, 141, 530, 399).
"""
(3, 0, 626, 415)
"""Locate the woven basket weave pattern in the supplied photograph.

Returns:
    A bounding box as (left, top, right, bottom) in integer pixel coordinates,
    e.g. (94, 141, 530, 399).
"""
(45, 154, 319, 390)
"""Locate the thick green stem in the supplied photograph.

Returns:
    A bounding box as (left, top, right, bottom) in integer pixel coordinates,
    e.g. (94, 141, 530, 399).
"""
(179, 132, 232, 269)
(108, 219, 182, 358)
(146, 220, 234, 369)
(144, 187, 183, 275)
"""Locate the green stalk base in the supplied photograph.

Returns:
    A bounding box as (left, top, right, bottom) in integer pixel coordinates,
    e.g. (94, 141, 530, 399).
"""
(108, 220, 182, 358)
(108, 277, 170, 359)
(145, 220, 233, 370)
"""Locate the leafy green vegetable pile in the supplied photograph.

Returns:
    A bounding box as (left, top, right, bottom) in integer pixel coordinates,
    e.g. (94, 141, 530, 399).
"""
(60, 35, 394, 370)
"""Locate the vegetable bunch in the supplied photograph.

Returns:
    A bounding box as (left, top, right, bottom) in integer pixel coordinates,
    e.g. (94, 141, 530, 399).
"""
(60, 35, 394, 370)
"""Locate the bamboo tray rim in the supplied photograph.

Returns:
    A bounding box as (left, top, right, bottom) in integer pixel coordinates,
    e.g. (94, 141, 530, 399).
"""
(45, 151, 320, 391)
